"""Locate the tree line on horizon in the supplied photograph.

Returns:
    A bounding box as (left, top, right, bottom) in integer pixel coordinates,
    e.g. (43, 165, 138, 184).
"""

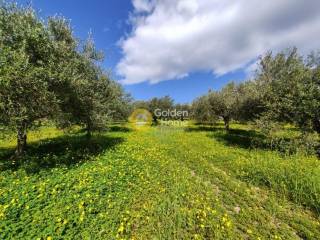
(192, 48, 320, 135)
(132, 48, 320, 156)
(133, 48, 320, 137)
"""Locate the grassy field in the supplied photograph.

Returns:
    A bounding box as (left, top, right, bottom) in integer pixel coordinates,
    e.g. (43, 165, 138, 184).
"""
(0, 123, 320, 239)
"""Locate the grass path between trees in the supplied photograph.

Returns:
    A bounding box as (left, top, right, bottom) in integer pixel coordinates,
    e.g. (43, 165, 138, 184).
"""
(0, 125, 319, 239)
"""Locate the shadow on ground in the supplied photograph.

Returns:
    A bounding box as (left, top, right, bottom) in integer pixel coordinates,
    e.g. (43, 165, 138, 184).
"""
(187, 125, 320, 157)
(0, 134, 124, 173)
(185, 125, 268, 150)
(109, 125, 132, 132)
(208, 128, 268, 149)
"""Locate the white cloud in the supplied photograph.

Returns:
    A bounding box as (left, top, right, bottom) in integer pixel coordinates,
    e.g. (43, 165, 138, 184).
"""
(132, 0, 155, 13)
(117, 0, 320, 84)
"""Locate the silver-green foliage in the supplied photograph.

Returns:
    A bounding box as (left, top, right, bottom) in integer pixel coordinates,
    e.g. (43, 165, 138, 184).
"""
(0, 2, 130, 155)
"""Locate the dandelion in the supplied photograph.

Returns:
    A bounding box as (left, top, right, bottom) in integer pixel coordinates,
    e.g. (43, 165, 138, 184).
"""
(79, 211, 85, 222)
(225, 220, 232, 228)
(78, 201, 85, 209)
(118, 223, 125, 233)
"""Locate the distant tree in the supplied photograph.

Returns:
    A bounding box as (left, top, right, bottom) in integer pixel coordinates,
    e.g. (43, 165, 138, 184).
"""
(147, 96, 174, 122)
(191, 95, 215, 124)
(174, 103, 190, 121)
(236, 81, 265, 122)
(107, 83, 133, 122)
(132, 100, 149, 110)
(208, 82, 239, 131)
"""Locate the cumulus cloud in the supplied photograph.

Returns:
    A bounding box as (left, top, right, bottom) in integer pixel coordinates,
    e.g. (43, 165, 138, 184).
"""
(117, 0, 320, 84)
(132, 0, 156, 13)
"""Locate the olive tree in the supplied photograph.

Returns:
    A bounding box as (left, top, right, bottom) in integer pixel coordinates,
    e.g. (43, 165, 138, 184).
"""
(236, 81, 265, 122)
(107, 83, 133, 121)
(147, 96, 174, 121)
(55, 36, 130, 137)
(0, 2, 132, 156)
(0, 4, 59, 155)
(256, 48, 320, 134)
(305, 51, 320, 134)
(174, 103, 190, 121)
(208, 82, 240, 131)
(191, 95, 215, 124)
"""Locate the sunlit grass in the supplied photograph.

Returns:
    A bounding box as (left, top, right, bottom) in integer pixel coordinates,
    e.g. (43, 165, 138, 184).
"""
(0, 123, 319, 239)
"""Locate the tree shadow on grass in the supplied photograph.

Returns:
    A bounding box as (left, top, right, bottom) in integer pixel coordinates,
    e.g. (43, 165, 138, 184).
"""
(0, 134, 124, 173)
(194, 122, 219, 126)
(207, 128, 268, 149)
(185, 125, 268, 150)
(185, 125, 223, 132)
(109, 125, 132, 132)
(75, 125, 132, 134)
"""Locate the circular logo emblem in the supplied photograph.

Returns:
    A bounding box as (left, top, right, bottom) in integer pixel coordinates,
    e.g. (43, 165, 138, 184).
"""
(128, 108, 153, 128)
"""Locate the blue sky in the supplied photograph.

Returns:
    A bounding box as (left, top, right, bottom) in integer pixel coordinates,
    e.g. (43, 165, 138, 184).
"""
(14, 0, 245, 103)
(16, 0, 320, 103)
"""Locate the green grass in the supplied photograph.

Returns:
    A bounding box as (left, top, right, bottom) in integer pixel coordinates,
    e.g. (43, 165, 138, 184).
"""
(0, 123, 319, 239)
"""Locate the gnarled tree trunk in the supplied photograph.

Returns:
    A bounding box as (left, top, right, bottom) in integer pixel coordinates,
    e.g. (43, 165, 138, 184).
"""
(223, 116, 230, 131)
(86, 120, 92, 139)
(313, 117, 320, 135)
(16, 121, 27, 157)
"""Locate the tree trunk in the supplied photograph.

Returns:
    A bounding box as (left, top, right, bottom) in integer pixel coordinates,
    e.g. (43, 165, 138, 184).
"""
(16, 122, 27, 157)
(86, 121, 92, 139)
(86, 129, 92, 139)
(313, 117, 320, 158)
(152, 115, 158, 125)
(313, 117, 320, 135)
(223, 116, 230, 131)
